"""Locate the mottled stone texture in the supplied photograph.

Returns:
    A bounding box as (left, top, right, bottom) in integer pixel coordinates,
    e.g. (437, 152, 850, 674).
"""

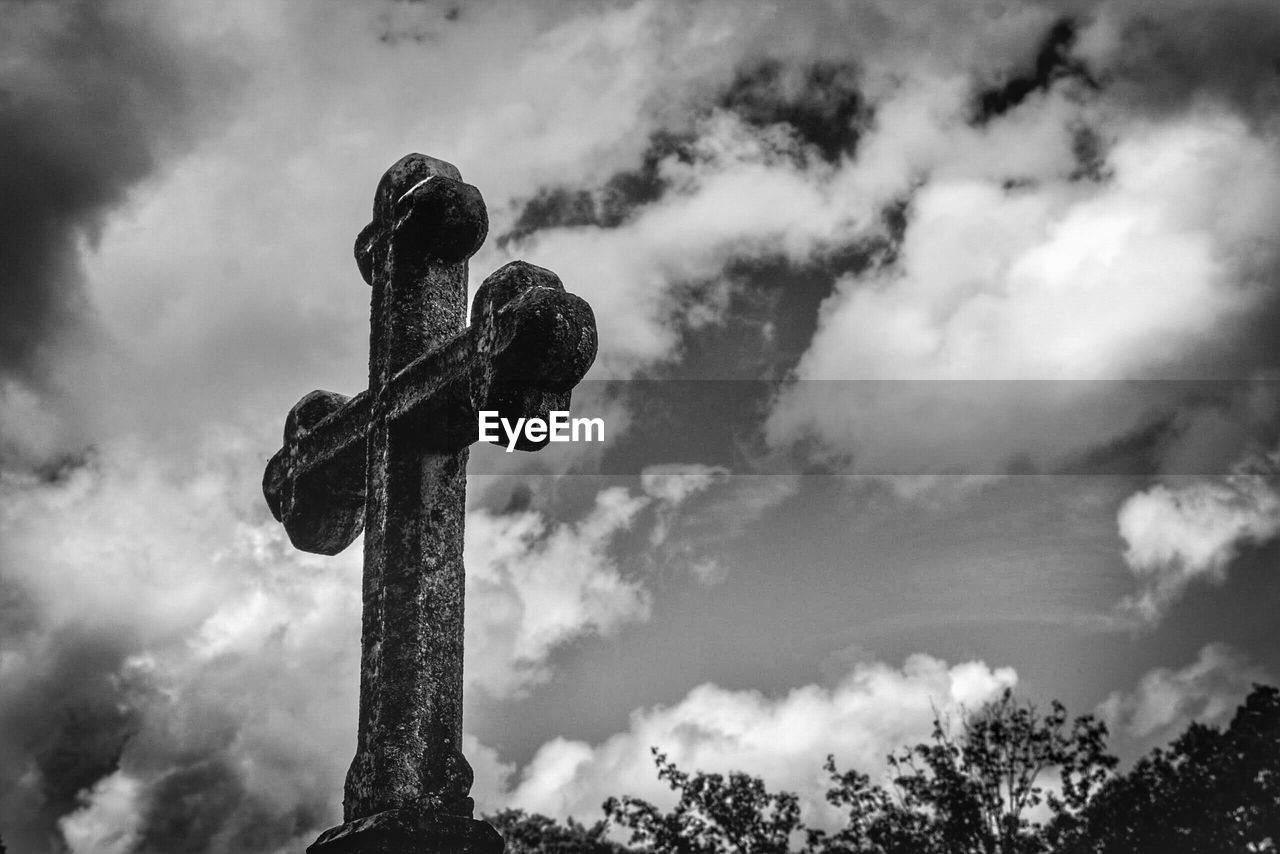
(261, 154, 597, 853)
(309, 809, 505, 854)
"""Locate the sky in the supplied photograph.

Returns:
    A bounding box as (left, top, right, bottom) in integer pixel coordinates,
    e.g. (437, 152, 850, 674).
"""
(2, 1, 1280, 851)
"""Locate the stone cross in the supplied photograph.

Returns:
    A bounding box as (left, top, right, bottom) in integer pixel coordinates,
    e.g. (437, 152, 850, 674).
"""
(263, 154, 597, 853)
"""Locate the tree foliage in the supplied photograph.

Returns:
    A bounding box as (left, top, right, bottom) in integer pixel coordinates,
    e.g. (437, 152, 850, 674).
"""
(604, 751, 807, 854)
(602, 689, 1114, 854)
(500, 684, 1280, 854)
(487, 808, 627, 854)
(1053, 683, 1280, 854)
(818, 687, 1115, 854)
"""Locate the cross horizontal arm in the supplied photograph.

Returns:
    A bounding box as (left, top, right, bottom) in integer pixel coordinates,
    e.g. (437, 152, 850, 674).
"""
(263, 280, 596, 554)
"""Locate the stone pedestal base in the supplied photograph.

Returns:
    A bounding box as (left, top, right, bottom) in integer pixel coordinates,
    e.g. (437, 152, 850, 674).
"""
(307, 809, 504, 854)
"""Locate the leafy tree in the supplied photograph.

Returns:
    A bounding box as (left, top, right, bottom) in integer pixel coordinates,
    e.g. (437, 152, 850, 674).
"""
(1054, 683, 1280, 854)
(822, 688, 1114, 854)
(814, 760, 924, 854)
(603, 690, 1114, 854)
(487, 808, 627, 854)
(605, 749, 809, 854)
(596, 685, 1280, 854)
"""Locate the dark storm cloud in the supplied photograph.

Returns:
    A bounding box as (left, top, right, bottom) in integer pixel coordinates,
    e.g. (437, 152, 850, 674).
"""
(0, 629, 141, 852)
(33, 701, 137, 831)
(716, 60, 867, 164)
(135, 758, 323, 854)
(972, 18, 1095, 124)
(964, 17, 1111, 185)
(643, 233, 893, 384)
(500, 482, 535, 514)
(0, 1, 227, 384)
(499, 59, 865, 247)
(0, 8, 240, 846)
(1091, 0, 1280, 122)
(498, 55, 884, 391)
(498, 130, 688, 247)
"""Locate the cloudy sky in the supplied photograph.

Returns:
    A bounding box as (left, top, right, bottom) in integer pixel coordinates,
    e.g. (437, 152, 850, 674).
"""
(3, 1, 1280, 851)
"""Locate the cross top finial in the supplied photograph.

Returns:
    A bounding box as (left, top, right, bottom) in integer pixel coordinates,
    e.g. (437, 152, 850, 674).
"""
(355, 153, 489, 286)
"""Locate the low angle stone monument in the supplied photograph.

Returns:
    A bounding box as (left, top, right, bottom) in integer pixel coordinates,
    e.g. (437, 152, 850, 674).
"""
(263, 153, 598, 853)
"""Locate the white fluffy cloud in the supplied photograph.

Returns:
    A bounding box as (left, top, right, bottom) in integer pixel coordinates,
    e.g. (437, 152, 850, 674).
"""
(805, 111, 1275, 380)
(59, 771, 145, 854)
(1098, 643, 1272, 746)
(0, 433, 727, 847)
(467, 466, 739, 697)
(767, 100, 1280, 475)
(506, 654, 1016, 826)
(1117, 447, 1280, 621)
(640, 464, 731, 506)
(465, 487, 653, 698)
(0, 432, 363, 850)
(512, 125, 860, 375)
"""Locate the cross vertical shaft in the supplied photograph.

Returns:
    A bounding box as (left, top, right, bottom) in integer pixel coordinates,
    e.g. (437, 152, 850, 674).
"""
(348, 239, 473, 817)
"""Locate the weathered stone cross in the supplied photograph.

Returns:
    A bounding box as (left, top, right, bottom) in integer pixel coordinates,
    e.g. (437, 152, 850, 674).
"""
(263, 154, 597, 853)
